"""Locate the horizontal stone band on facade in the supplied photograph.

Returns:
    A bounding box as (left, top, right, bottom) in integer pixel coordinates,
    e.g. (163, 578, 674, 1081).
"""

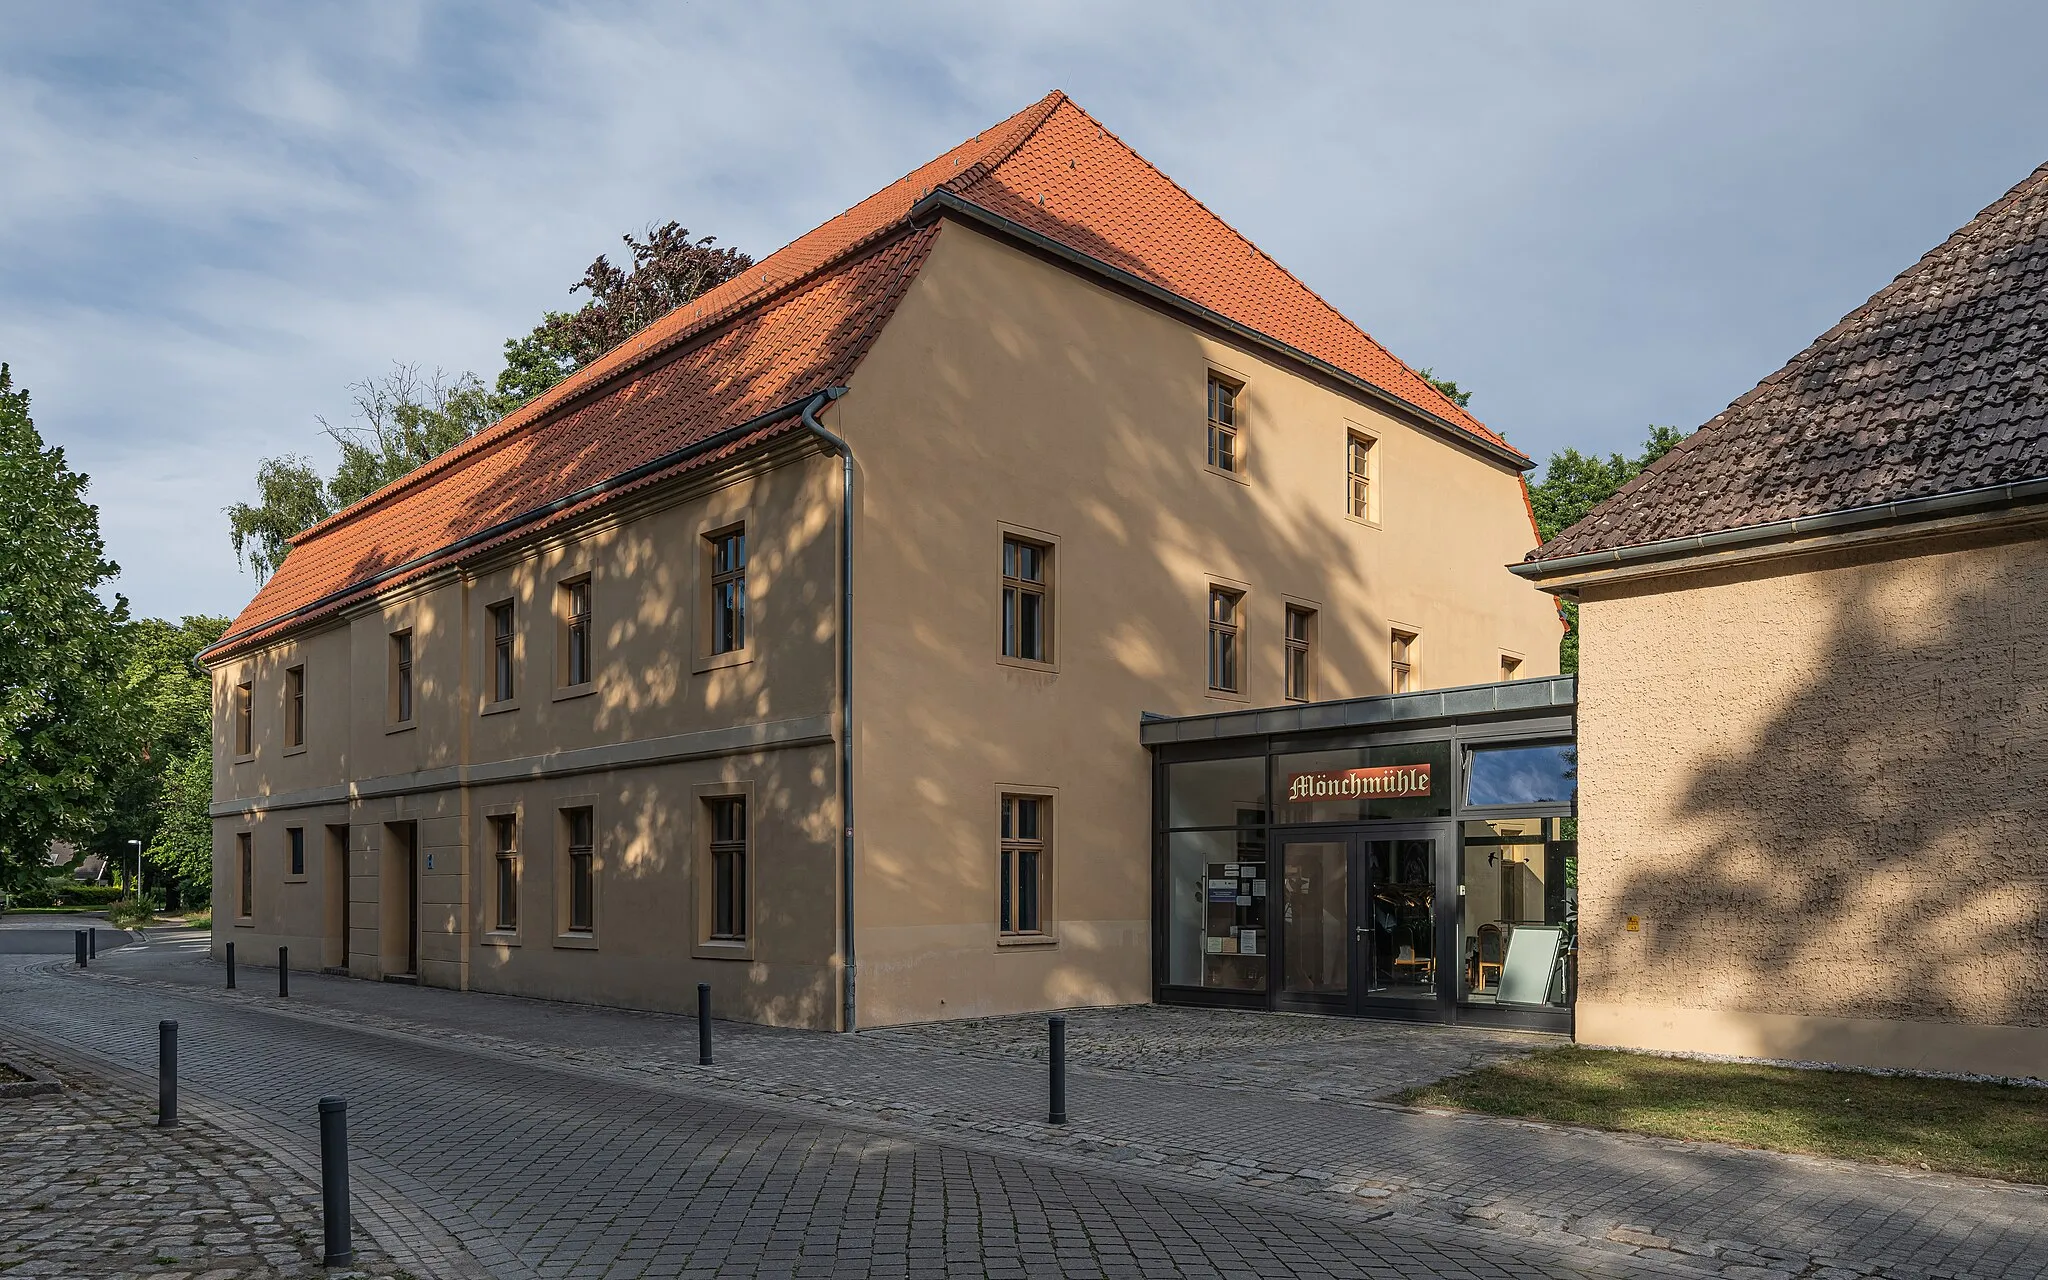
(210, 713, 834, 818)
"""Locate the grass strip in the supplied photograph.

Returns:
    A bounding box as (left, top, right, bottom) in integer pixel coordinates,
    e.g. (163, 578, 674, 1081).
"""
(1399, 1046, 2048, 1184)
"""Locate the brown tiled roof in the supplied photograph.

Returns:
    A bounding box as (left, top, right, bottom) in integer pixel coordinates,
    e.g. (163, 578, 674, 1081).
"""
(1530, 160, 2048, 564)
(215, 91, 1516, 659)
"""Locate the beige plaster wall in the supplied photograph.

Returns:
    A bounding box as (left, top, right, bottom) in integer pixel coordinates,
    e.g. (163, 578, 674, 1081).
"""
(834, 223, 1561, 1026)
(212, 449, 846, 1026)
(1574, 527, 2048, 1075)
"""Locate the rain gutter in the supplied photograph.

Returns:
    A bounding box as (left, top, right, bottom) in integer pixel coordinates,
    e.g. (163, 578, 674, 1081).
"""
(797, 387, 860, 1034)
(1512, 475, 2048, 590)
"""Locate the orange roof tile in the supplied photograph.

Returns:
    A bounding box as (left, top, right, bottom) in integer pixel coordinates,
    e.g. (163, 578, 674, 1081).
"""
(214, 91, 1514, 660)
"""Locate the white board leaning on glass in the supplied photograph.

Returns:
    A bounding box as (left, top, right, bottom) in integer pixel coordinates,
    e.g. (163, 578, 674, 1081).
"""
(1496, 924, 1565, 1005)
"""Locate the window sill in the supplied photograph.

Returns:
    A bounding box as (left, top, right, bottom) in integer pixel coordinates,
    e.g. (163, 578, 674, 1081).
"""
(282, 744, 307, 758)
(1203, 462, 1251, 487)
(692, 648, 752, 676)
(1343, 512, 1382, 531)
(552, 931, 598, 950)
(997, 932, 1059, 949)
(481, 700, 521, 717)
(1204, 688, 1251, 705)
(384, 721, 416, 736)
(481, 931, 521, 948)
(231, 753, 254, 765)
(552, 683, 596, 703)
(996, 654, 1059, 676)
(233, 916, 255, 928)
(692, 939, 754, 961)
(283, 874, 308, 885)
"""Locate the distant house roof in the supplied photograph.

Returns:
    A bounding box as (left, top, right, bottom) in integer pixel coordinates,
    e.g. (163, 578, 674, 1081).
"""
(210, 91, 1518, 662)
(1527, 159, 2048, 568)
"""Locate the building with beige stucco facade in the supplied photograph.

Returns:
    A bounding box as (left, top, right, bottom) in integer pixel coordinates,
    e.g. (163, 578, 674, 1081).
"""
(204, 91, 1561, 1031)
(1516, 159, 2048, 1077)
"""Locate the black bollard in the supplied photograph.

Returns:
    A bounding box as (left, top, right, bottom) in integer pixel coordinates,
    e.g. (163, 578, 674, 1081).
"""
(319, 1096, 352, 1266)
(74, 930, 87, 968)
(89, 927, 97, 959)
(226, 941, 236, 989)
(158, 1020, 178, 1127)
(697, 982, 713, 1066)
(1048, 1014, 1068, 1125)
(278, 946, 289, 998)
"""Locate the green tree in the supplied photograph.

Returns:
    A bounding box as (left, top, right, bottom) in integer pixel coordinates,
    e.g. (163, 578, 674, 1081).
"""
(0, 363, 130, 891)
(226, 365, 495, 580)
(1530, 425, 1687, 672)
(85, 615, 228, 904)
(1417, 367, 1473, 409)
(231, 222, 754, 581)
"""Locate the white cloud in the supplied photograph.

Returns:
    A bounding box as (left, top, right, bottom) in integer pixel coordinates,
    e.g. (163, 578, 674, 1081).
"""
(3, 0, 2046, 618)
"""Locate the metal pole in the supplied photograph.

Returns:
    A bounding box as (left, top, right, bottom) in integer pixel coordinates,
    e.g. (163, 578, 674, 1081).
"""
(318, 1096, 352, 1266)
(88, 927, 97, 959)
(278, 946, 289, 998)
(158, 1020, 178, 1127)
(1047, 1015, 1068, 1124)
(697, 982, 712, 1066)
(74, 930, 87, 968)
(226, 941, 236, 989)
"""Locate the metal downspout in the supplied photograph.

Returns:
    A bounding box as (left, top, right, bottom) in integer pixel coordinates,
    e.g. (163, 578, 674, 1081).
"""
(800, 387, 857, 1032)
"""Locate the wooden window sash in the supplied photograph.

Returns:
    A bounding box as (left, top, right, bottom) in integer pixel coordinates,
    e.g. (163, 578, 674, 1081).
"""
(392, 632, 414, 722)
(1285, 607, 1314, 702)
(1347, 436, 1373, 519)
(1207, 376, 1240, 472)
(238, 833, 253, 917)
(1000, 538, 1050, 662)
(564, 581, 592, 686)
(1391, 629, 1417, 694)
(708, 796, 747, 940)
(999, 796, 1046, 935)
(709, 529, 747, 655)
(288, 827, 304, 877)
(286, 667, 304, 746)
(493, 816, 518, 931)
(491, 602, 515, 702)
(235, 683, 252, 755)
(565, 807, 594, 933)
(1207, 589, 1242, 693)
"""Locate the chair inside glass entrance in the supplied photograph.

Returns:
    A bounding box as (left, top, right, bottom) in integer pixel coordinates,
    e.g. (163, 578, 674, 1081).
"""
(1460, 818, 1574, 1007)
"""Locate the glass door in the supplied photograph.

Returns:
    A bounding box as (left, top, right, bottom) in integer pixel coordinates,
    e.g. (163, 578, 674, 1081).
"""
(1359, 835, 1441, 1011)
(1278, 838, 1350, 1010)
(1277, 824, 1455, 1019)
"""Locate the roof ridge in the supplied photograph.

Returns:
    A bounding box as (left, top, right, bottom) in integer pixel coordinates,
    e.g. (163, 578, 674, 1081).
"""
(943, 90, 1067, 194)
(287, 218, 929, 549)
(957, 94, 1497, 444)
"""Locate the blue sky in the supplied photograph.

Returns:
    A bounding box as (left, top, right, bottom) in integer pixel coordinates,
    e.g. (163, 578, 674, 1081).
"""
(6, 1, 2047, 621)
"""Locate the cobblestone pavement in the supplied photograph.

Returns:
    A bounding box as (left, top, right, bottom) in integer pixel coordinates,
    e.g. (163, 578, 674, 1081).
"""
(0, 1036, 438, 1279)
(13, 930, 2048, 1279)
(1, 939, 1674, 1280)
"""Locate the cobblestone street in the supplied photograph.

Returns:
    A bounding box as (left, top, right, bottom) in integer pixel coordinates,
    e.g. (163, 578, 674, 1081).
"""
(0, 1035, 432, 1280)
(5, 924, 2047, 1278)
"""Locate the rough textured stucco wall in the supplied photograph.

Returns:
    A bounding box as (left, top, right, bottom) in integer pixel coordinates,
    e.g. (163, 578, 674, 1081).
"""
(1577, 528, 2048, 1035)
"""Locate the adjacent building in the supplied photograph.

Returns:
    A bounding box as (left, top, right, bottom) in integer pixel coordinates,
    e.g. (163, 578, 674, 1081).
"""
(206, 91, 1560, 1030)
(1517, 161, 2048, 1076)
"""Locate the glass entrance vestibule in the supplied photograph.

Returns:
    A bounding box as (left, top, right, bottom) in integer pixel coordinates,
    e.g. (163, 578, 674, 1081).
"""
(1144, 676, 1577, 1032)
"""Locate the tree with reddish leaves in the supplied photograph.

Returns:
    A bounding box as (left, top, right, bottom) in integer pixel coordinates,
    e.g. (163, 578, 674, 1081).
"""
(494, 223, 754, 411)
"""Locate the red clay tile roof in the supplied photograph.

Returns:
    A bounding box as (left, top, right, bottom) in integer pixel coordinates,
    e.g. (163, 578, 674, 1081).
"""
(215, 90, 1517, 659)
(1529, 159, 2048, 565)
